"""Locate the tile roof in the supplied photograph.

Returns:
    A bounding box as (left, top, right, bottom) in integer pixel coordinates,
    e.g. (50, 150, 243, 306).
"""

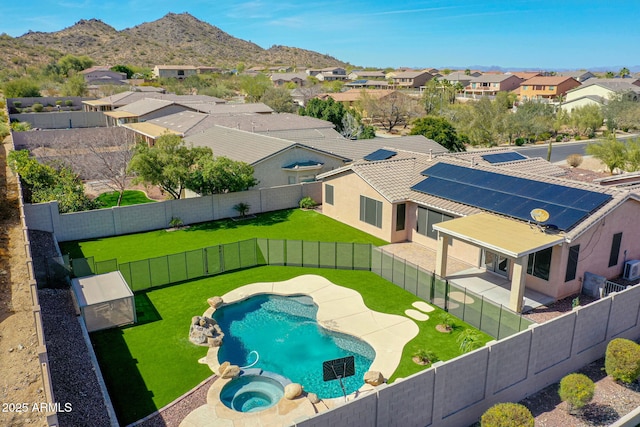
(111, 98, 176, 116)
(189, 103, 274, 115)
(470, 74, 521, 83)
(319, 151, 632, 241)
(441, 148, 568, 177)
(578, 78, 640, 92)
(521, 76, 579, 85)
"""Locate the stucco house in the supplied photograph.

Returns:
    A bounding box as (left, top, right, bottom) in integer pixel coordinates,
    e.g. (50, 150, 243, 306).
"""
(270, 72, 308, 87)
(562, 78, 640, 112)
(103, 98, 199, 126)
(318, 149, 640, 313)
(519, 76, 581, 101)
(152, 65, 198, 79)
(80, 66, 127, 85)
(556, 71, 597, 83)
(465, 74, 523, 97)
(388, 71, 434, 88)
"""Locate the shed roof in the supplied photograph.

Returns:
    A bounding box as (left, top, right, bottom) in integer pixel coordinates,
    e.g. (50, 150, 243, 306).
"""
(71, 271, 133, 307)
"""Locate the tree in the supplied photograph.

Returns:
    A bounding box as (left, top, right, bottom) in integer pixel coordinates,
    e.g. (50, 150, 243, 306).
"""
(60, 74, 88, 96)
(410, 116, 466, 152)
(111, 65, 135, 79)
(56, 54, 94, 76)
(605, 71, 615, 78)
(603, 91, 640, 132)
(619, 67, 630, 78)
(239, 74, 272, 102)
(568, 104, 603, 137)
(558, 373, 594, 413)
(624, 138, 640, 171)
(4, 78, 41, 98)
(187, 156, 258, 195)
(128, 134, 212, 199)
(8, 150, 96, 213)
(360, 91, 420, 133)
(585, 135, 627, 173)
(260, 87, 297, 113)
(299, 97, 346, 132)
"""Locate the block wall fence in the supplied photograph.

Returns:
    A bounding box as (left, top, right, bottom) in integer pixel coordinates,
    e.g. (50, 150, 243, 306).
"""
(294, 286, 640, 427)
(23, 182, 322, 242)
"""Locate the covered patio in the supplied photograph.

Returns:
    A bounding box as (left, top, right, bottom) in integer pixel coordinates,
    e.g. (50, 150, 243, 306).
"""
(434, 213, 564, 313)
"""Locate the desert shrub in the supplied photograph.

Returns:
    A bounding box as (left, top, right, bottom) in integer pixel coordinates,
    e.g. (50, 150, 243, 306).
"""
(11, 121, 31, 131)
(32, 103, 43, 112)
(481, 402, 534, 427)
(413, 349, 438, 364)
(169, 217, 183, 228)
(575, 135, 583, 141)
(559, 373, 594, 412)
(0, 122, 10, 139)
(539, 132, 552, 141)
(566, 153, 583, 168)
(299, 196, 316, 209)
(457, 329, 484, 353)
(514, 137, 526, 146)
(605, 338, 640, 384)
(233, 202, 250, 217)
(55, 100, 63, 106)
(64, 100, 73, 107)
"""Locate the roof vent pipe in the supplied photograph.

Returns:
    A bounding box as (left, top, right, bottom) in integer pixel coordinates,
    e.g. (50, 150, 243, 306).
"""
(429, 149, 432, 160)
(471, 157, 475, 167)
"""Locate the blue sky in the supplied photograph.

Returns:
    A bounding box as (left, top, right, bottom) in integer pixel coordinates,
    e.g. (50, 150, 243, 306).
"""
(3, 1, 639, 71)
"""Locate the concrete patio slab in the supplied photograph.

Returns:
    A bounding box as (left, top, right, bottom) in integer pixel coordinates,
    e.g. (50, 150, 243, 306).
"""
(405, 309, 429, 321)
(412, 301, 435, 313)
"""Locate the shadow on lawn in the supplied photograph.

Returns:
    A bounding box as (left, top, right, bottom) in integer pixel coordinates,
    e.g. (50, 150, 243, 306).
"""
(185, 209, 294, 232)
(134, 293, 162, 325)
(91, 328, 157, 426)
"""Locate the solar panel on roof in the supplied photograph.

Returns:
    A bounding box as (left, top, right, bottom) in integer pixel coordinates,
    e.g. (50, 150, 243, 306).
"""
(363, 148, 397, 161)
(412, 163, 612, 231)
(481, 152, 527, 164)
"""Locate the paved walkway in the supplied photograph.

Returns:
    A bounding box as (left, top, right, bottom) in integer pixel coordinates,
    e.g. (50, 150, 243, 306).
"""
(379, 241, 476, 274)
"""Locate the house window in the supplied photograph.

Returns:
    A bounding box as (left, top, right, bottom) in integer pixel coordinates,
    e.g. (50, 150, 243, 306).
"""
(416, 206, 453, 239)
(565, 245, 580, 282)
(359, 195, 382, 228)
(527, 247, 553, 281)
(609, 232, 623, 267)
(178, 70, 185, 76)
(395, 203, 406, 231)
(288, 176, 296, 185)
(549, 85, 555, 90)
(523, 85, 528, 90)
(325, 184, 334, 205)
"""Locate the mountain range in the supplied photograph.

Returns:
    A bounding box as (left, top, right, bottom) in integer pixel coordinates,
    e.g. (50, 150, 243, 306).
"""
(0, 13, 349, 74)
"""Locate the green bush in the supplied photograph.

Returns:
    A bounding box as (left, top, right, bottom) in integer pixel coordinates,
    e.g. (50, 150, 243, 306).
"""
(55, 100, 63, 106)
(514, 137, 526, 146)
(299, 196, 316, 209)
(605, 338, 640, 384)
(32, 103, 44, 112)
(64, 100, 73, 107)
(413, 349, 438, 365)
(559, 373, 594, 412)
(481, 402, 534, 427)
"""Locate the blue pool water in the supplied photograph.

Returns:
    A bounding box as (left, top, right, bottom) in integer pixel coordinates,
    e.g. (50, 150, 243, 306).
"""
(213, 294, 376, 398)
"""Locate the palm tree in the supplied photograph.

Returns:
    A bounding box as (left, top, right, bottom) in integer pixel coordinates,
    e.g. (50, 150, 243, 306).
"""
(619, 67, 630, 78)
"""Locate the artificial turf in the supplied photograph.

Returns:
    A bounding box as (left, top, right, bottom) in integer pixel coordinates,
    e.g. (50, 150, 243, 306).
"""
(91, 266, 491, 425)
(94, 190, 156, 208)
(60, 209, 388, 263)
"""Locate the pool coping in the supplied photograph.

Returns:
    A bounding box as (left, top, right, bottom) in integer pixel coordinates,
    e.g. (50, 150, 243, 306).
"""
(182, 274, 420, 426)
(202, 274, 419, 382)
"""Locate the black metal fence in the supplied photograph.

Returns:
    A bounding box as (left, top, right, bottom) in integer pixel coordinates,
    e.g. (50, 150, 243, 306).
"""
(59, 238, 531, 338)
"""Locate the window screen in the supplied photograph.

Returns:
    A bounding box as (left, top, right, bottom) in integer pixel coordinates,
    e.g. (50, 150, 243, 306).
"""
(325, 184, 334, 205)
(609, 232, 622, 267)
(395, 203, 406, 231)
(359, 195, 382, 228)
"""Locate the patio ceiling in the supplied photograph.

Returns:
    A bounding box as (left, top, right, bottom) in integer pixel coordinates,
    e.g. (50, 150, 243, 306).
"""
(433, 212, 565, 258)
(124, 122, 181, 138)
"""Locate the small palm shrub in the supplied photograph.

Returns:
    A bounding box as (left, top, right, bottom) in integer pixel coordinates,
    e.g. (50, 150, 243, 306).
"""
(413, 349, 438, 365)
(299, 196, 316, 209)
(605, 338, 640, 384)
(559, 373, 594, 413)
(169, 216, 183, 228)
(457, 329, 484, 353)
(233, 202, 250, 218)
(481, 402, 534, 427)
(436, 312, 455, 331)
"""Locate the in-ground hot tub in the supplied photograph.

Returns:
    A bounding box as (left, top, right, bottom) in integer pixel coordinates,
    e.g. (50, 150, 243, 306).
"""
(220, 369, 290, 413)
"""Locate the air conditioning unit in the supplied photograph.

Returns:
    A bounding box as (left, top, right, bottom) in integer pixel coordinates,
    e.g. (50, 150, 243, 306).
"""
(623, 260, 640, 281)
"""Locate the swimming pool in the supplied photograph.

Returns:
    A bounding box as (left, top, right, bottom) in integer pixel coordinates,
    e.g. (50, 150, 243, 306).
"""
(213, 294, 376, 398)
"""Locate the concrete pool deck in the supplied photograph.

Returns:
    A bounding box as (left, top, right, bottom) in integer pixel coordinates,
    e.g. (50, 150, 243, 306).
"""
(181, 275, 421, 426)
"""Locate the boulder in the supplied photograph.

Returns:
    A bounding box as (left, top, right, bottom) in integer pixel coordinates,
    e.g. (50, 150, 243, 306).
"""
(207, 336, 223, 347)
(284, 383, 303, 400)
(208, 296, 224, 309)
(189, 316, 223, 346)
(218, 361, 230, 376)
(221, 365, 240, 379)
(364, 371, 385, 386)
(307, 392, 320, 404)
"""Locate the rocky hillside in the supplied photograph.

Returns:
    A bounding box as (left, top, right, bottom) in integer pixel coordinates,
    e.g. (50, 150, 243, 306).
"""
(1, 12, 349, 74)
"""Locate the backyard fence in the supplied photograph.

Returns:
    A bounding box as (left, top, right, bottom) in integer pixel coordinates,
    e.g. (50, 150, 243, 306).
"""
(56, 238, 531, 339)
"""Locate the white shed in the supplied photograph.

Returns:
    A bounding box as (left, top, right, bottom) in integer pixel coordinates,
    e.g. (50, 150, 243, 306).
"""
(71, 271, 136, 332)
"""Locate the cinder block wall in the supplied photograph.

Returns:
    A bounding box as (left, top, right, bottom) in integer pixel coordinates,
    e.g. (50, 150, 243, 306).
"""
(23, 182, 321, 242)
(292, 286, 640, 427)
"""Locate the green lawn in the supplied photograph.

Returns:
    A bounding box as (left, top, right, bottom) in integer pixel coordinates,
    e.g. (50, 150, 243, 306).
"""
(60, 209, 388, 263)
(92, 266, 491, 425)
(95, 190, 156, 208)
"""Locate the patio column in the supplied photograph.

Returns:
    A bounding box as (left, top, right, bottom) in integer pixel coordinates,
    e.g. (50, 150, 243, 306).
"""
(509, 255, 527, 313)
(435, 234, 450, 278)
